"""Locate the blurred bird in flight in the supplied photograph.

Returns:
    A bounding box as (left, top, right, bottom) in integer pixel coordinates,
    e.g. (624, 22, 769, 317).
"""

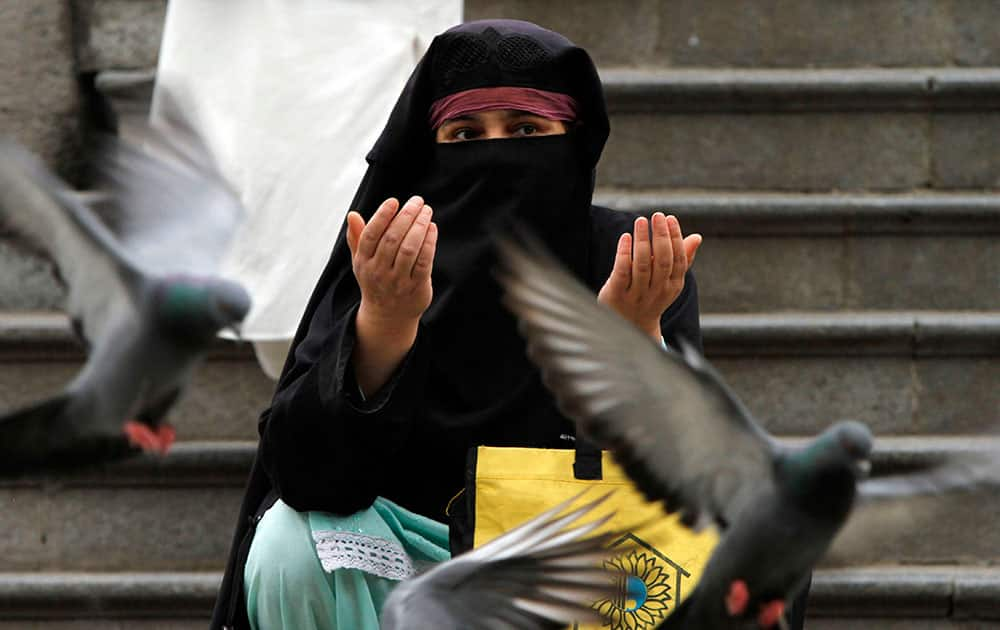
(0, 92, 250, 475)
(496, 232, 1000, 629)
(381, 491, 624, 630)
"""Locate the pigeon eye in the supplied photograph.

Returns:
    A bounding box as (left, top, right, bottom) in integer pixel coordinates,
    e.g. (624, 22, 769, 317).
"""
(838, 433, 868, 458)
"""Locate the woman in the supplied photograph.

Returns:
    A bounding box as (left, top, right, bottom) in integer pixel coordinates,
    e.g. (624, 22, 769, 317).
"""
(211, 19, 706, 630)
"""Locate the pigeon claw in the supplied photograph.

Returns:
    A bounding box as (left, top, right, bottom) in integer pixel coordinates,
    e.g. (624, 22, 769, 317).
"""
(154, 424, 176, 454)
(725, 579, 750, 616)
(757, 599, 786, 628)
(123, 421, 175, 455)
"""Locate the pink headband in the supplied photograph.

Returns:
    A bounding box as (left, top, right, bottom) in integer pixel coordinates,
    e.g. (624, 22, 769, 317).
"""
(429, 87, 580, 130)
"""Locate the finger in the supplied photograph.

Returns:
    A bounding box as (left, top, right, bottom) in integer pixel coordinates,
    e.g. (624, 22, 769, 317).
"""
(374, 195, 424, 268)
(650, 212, 673, 285)
(605, 232, 632, 294)
(631, 216, 652, 290)
(358, 198, 399, 259)
(413, 221, 438, 280)
(667, 215, 687, 281)
(684, 233, 703, 267)
(395, 204, 433, 274)
(346, 211, 365, 257)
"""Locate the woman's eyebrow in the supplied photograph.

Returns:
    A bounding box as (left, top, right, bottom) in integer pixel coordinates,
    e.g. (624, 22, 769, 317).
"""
(443, 114, 479, 124)
(505, 109, 545, 119)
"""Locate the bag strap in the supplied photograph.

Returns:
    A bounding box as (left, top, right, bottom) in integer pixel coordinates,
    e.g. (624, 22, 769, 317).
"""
(572, 435, 603, 480)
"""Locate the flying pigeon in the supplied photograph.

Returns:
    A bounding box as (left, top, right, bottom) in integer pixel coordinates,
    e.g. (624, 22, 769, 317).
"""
(0, 95, 250, 475)
(495, 233, 999, 629)
(381, 492, 625, 630)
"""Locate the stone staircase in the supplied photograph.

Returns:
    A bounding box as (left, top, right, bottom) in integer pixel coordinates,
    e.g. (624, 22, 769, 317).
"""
(1, 1, 998, 628)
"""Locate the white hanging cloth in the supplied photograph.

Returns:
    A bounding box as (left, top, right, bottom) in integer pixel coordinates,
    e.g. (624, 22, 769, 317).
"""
(152, 0, 462, 378)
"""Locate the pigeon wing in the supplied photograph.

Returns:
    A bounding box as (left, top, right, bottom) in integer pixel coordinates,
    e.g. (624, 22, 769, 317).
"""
(825, 452, 1000, 567)
(0, 141, 145, 346)
(94, 90, 244, 276)
(859, 448, 1000, 499)
(383, 494, 622, 630)
(496, 234, 777, 529)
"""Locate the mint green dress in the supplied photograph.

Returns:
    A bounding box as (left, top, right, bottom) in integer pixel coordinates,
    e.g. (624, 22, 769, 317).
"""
(244, 497, 451, 630)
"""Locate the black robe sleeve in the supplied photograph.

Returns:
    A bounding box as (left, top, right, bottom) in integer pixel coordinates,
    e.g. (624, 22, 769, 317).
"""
(258, 291, 431, 515)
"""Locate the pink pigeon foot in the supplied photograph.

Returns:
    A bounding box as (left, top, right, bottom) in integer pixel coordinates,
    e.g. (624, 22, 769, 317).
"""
(725, 579, 750, 616)
(123, 420, 157, 450)
(757, 599, 786, 628)
(123, 421, 176, 454)
(153, 424, 176, 454)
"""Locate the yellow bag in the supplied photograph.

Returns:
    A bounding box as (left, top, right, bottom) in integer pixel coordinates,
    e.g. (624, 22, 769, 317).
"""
(469, 445, 718, 630)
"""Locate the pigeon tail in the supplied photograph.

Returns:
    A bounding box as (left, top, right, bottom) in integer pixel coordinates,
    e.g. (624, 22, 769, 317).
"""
(0, 394, 73, 474)
(758, 599, 787, 628)
(726, 579, 750, 615)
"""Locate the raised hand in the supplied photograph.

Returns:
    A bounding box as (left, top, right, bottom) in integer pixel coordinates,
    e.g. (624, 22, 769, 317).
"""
(346, 195, 438, 395)
(346, 195, 437, 323)
(597, 212, 702, 340)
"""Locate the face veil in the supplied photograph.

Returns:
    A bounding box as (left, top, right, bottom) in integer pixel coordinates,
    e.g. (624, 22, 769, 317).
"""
(276, 19, 610, 436)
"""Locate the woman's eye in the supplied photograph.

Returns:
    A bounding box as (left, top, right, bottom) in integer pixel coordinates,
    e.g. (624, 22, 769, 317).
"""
(514, 124, 538, 136)
(454, 128, 478, 141)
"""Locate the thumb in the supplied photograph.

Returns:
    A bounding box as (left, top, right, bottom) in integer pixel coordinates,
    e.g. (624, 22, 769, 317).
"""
(346, 211, 365, 256)
(684, 234, 703, 267)
(598, 232, 632, 303)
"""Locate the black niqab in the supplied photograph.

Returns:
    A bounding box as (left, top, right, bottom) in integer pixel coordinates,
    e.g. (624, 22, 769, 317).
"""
(274, 19, 616, 471)
(419, 135, 592, 426)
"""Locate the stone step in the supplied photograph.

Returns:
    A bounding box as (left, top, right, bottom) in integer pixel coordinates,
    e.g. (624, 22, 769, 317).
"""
(1, 438, 999, 572)
(2, 566, 1000, 628)
(596, 189, 1000, 235)
(80, 67, 1000, 191)
(94, 67, 1000, 115)
(594, 69, 1000, 191)
(72, 22, 1000, 192)
(0, 442, 248, 573)
(810, 566, 1000, 628)
(465, 0, 1000, 69)
(601, 68, 1000, 113)
(73, 0, 166, 73)
(4, 188, 1000, 312)
(0, 571, 214, 629)
(80, 1, 1000, 76)
(1, 311, 997, 438)
(0, 349, 270, 441)
(54, 4, 1000, 191)
(595, 189, 1000, 312)
(703, 311, 1000, 436)
(77, 1, 1000, 74)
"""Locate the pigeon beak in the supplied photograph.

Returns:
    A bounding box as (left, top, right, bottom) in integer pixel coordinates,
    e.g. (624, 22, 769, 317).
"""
(226, 323, 244, 341)
(854, 459, 872, 478)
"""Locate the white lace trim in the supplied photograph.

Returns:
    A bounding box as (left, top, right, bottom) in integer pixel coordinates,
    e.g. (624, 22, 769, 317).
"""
(312, 530, 416, 580)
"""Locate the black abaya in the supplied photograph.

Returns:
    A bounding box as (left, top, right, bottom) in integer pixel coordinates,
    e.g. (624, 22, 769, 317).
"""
(211, 19, 704, 629)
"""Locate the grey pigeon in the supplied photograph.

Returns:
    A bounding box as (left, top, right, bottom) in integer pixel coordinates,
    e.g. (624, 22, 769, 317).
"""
(495, 234, 999, 629)
(381, 492, 624, 630)
(0, 95, 250, 474)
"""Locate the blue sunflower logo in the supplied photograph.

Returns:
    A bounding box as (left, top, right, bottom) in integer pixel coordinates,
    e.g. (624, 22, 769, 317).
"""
(590, 534, 691, 630)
